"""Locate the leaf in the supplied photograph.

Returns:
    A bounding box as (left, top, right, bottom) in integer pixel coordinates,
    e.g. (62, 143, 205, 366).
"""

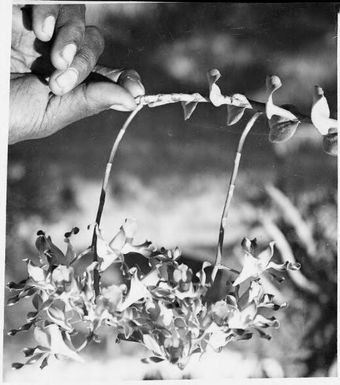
(227, 94, 251, 125)
(182, 100, 199, 120)
(207, 69, 225, 107)
(265, 75, 300, 143)
(311, 86, 338, 135)
(323, 131, 338, 156)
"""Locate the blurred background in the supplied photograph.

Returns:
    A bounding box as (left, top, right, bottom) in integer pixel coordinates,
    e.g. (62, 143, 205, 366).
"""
(4, 2, 338, 381)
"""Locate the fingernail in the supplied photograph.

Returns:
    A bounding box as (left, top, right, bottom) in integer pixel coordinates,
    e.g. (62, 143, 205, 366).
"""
(109, 104, 133, 112)
(61, 44, 77, 67)
(42, 15, 56, 39)
(128, 77, 145, 95)
(55, 68, 78, 93)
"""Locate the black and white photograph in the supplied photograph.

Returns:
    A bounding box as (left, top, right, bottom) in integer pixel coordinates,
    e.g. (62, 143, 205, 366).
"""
(1, 1, 338, 382)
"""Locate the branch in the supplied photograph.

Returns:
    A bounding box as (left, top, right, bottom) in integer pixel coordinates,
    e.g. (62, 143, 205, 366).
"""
(135, 93, 311, 124)
(211, 112, 262, 281)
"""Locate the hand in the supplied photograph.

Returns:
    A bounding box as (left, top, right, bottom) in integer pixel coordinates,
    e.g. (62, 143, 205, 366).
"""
(9, 4, 145, 144)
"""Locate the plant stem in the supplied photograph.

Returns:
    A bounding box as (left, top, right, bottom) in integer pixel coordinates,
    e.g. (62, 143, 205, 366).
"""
(135, 94, 311, 123)
(211, 112, 262, 282)
(91, 105, 143, 297)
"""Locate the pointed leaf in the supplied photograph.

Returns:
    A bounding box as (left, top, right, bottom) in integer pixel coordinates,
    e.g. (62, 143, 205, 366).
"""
(182, 101, 199, 120)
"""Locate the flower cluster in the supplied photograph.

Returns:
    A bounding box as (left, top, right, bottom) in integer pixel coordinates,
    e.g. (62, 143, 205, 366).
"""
(8, 220, 300, 370)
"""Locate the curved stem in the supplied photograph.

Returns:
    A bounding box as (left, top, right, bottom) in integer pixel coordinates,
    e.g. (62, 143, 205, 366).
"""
(211, 112, 262, 282)
(91, 105, 143, 297)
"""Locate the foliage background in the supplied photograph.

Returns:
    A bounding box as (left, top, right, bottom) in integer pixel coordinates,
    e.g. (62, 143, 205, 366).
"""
(4, 2, 338, 381)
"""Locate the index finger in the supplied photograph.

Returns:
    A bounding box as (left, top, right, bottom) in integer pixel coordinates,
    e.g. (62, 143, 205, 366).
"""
(50, 5, 86, 70)
(32, 5, 60, 42)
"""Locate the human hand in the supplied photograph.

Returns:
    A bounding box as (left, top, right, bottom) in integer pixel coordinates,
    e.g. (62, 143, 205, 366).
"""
(9, 4, 145, 144)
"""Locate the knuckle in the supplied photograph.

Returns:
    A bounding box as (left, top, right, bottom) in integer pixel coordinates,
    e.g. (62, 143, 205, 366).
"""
(68, 23, 85, 44)
(86, 26, 105, 54)
(77, 49, 96, 71)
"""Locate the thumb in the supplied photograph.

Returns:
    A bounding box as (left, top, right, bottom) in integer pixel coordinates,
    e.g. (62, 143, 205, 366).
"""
(45, 79, 138, 133)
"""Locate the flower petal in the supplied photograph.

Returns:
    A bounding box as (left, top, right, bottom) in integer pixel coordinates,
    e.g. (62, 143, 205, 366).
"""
(311, 86, 337, 135)
(207, 69, 225, 107)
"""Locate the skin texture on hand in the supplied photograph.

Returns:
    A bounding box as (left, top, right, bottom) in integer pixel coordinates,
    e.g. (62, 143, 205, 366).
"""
(9, 4, 145, 144)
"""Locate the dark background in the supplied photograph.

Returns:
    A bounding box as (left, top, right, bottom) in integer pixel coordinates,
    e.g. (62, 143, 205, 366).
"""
(4, 3, 338, 381)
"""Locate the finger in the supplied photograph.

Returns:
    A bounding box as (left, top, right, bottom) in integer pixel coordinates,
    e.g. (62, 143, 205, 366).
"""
(44, 81, 138, 132)
(95, 66, 145, 98)
(118, 70, 145, 98)
(32, 5, 59, 42)
(50, 4, 86, 70)
(49, 26, 104, 96)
